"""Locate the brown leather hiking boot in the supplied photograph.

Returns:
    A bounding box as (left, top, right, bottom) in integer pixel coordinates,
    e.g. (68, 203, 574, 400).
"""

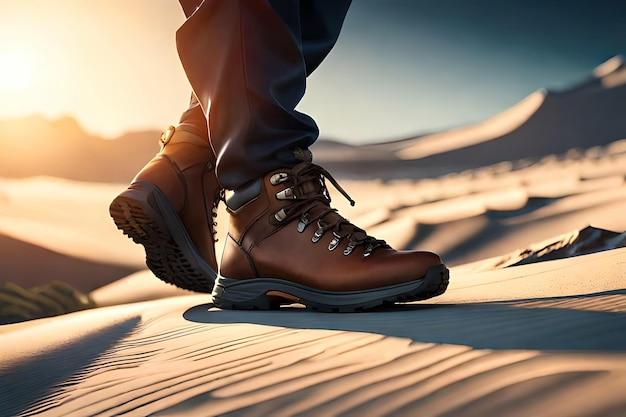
(213, 161, 449, 312)
(109, 125, 222, 292)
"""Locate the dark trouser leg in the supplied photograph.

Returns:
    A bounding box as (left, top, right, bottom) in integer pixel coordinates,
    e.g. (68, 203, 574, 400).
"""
(176, 0, 350, 189)
(177, 0, 209, 140)
(299, 0, 352, 76)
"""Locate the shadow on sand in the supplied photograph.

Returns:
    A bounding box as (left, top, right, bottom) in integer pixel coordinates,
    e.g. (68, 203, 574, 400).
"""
(183, 289, 626, 352)
(0, 317, 141, 416)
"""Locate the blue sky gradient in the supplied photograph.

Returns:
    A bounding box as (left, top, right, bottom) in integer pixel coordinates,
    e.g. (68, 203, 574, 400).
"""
(299, 0, 626, 143)
(0, 0, 623, 144)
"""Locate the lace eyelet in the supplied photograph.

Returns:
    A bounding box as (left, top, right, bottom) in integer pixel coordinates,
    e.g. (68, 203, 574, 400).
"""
(363, 243, 374, 258)
(276, 187, 296, 200)
(274, 208, 288, 222)
(312, 221, 325, 243)
(328, 232, 342, 251)
(343, 242, 357, 256)
(270, 172, 289, 185)
(297, 213, 310, 233)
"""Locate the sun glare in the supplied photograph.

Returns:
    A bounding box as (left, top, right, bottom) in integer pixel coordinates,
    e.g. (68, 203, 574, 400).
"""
(0, 51, 35, 91)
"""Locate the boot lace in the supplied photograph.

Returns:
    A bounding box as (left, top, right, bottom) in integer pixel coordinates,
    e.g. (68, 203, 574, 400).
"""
(272, 163, 388, 257)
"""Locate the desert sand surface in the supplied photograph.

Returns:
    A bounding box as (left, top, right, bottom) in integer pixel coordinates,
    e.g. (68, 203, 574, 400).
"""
(1, 57, 626, 416)
(1, 248, 625, 416)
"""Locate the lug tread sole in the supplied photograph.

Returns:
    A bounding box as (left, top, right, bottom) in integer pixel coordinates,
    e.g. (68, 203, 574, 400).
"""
(109, 182, 216, 293)
(212, 264, 449, 313)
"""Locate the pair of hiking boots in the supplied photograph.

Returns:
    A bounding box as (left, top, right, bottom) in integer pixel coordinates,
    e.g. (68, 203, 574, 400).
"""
(109, 126, 448, 312)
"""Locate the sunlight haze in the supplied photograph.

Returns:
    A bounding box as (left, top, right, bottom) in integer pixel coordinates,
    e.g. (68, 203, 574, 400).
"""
(0, 0, 624, 143)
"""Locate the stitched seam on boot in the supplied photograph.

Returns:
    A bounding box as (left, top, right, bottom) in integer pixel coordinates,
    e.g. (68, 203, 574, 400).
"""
(228, 233, 259, 277)
(162, 154, 189, 214)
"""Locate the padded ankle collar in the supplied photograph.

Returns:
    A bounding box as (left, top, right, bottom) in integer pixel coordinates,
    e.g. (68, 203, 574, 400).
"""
(225, 178, 262, 211)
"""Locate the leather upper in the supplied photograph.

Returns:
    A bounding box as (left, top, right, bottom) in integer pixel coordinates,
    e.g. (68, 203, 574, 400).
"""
(132, 126, 221, 272)
(220, 162, 443, 291)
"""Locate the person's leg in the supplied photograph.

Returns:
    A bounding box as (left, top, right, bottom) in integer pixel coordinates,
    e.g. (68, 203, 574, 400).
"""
(177, 0, 351, 154)
(113, 0, 449, 308)
(299, 0, 352, 76)
(177, 1, 449, 311)
(178, 0, 201, 17)
(177, 0, 210, 141)
(108, 0, 222, 293)
(176, 0, 348, 189)
(178, 94, 208, 139)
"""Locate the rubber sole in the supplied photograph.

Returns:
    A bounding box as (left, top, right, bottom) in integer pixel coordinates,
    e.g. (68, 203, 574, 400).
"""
(212, 264, 449, 312)
(109, 181, 217, 293)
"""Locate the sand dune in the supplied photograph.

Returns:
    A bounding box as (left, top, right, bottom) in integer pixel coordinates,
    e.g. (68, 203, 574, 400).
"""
(1, 248, 624, 416)
(0, 176, 145, 269)
(395, 90, 546, 160)
(2, 135, 624, 294)
(0, 116, 158, 183)
(1, 141, 625, 414)
(0, 233, 134, 293)
(396, 56, 626, 163)
(2, 59, 625, 185)
(328, 138, 626, 266)
(315, 56, 626, 179)
(2, 57, 626, 416)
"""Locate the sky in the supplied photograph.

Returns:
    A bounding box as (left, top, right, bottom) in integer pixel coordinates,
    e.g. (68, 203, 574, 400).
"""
(0, 0, 624, 144)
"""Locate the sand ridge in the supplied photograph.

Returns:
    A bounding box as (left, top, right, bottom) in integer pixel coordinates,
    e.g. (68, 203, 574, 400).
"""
(2, 144, 625, 415)
(1, 248, 625, 416)
(1, 56, 626, 416)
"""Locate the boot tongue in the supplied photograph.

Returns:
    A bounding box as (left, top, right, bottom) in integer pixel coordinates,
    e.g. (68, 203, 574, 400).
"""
(290, 162, 327, 200)
(287, 162, 380, 249)
(288, 163, 363, 237)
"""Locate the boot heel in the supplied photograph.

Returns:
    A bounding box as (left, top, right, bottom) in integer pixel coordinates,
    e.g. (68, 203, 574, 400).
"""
(212, 277, 281, 310)
(109, 183, 159, 245)
(110, 181, 217, 293)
